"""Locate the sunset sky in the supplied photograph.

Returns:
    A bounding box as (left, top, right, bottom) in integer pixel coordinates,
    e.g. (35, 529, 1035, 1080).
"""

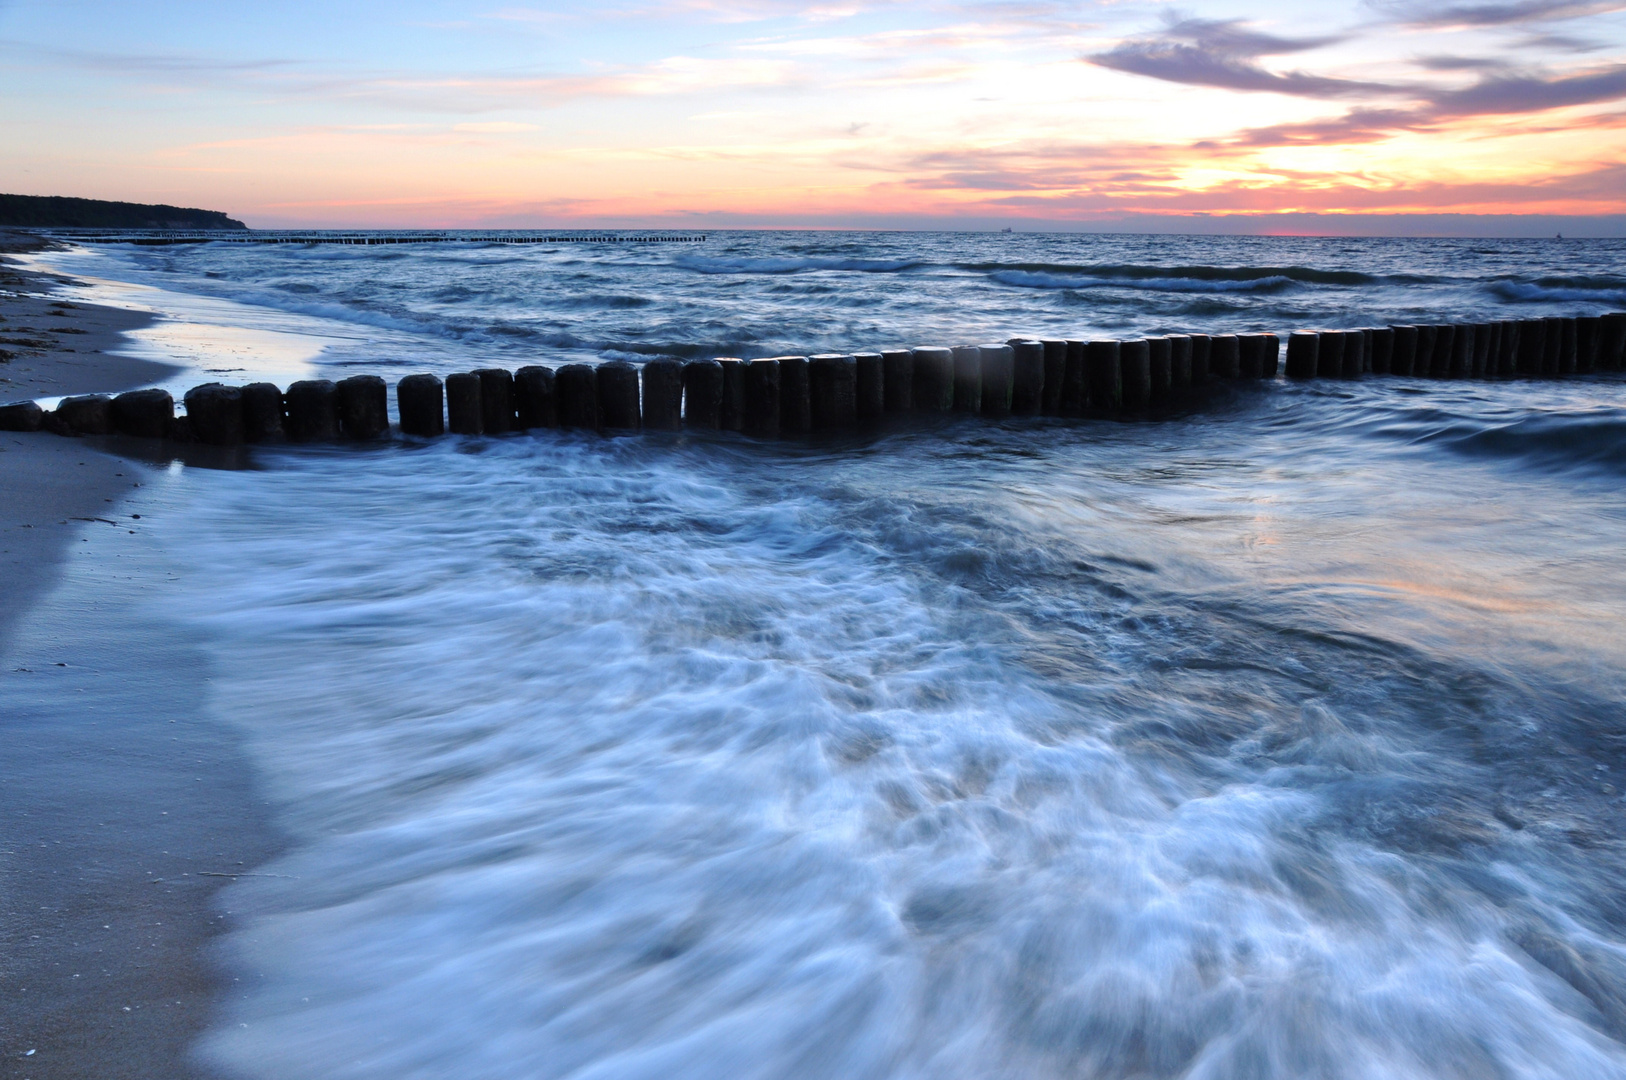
(2, 0, 1625, 231)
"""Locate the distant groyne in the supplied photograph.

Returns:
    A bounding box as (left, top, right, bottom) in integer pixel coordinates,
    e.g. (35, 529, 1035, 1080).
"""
(5, 314, 1624, 444)
(44, 231, 707, 247)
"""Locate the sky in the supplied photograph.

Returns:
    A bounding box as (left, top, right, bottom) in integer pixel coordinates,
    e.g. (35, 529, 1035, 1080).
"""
(2, 0, 1625, 232)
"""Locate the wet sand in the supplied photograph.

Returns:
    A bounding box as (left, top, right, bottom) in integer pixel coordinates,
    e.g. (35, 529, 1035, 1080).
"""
(0, 233, 280, 1079)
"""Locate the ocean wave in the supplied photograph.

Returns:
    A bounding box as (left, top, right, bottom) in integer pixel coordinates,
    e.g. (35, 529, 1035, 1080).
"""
(965, 263, 1381, 287)
(991, 269, 1301, 294)
(674, 255, 926, 275)
(1484, 279, 1626, 305)
(1419, 410, 1626, 477)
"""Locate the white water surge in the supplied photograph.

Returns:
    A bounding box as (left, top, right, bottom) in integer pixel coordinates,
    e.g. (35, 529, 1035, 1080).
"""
(148, 404, 1626, 1080)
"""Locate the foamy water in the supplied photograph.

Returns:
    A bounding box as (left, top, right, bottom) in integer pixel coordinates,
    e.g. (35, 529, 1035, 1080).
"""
(21, 232, 1626, 1078)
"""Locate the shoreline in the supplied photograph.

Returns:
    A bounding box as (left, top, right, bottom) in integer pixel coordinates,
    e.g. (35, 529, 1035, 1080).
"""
(0, 230, 280, 1080)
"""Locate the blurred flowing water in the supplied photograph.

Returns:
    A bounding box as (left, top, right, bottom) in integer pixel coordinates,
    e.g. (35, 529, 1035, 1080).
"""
(30, 232, 1626, 1079)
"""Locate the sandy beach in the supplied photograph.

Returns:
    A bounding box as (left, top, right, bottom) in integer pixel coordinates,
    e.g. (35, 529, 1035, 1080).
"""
(0, 232, 278, 1080)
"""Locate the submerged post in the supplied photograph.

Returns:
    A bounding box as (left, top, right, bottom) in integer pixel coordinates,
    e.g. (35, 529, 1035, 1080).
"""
(1086, 340, 1121, 412)
(338, 375, 389, 439)
(1120, 339, 1151, 409)
(1188, 334, 1211, 385)
(185, 383, 245, 445)
(1010, 341, 1044, 415)
(598, 361, 641, 430)
(777, 356, 811, 433)
(1317, 332, 1345, 379)
(718, 358, 747, 431)
(1368, 328, 1394, 376)
(1041, 340, 1068, 414)
(882, 350, 914, 413)
(398, 374, 445, 437)
(744, 358, 781, 437)
(1286, 332, 1319, 379)
(1148, 337, 1173, 399)
(809, 354, 858, 429)
(952, 346, 982, 413)
(641, 358, 683, 431)
(912, 347, 954, 412)
(854, 352, 884, 420)
(242, 382, 286, 441)
(285, 380, 339, 442)
(473, 368, 515, 434)
(1168, 335, 1193, 392)
(979, 344, 1014, 417)
(681, 359, 724, 429)
(515, 366, 557, 430)
(1210, 335, 1240, 379)
(554, 364, 597, 430)
(112, 389, 173, 440)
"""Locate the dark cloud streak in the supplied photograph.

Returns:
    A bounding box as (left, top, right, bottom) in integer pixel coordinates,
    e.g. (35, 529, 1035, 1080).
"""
(1088, 18, 1392, 98)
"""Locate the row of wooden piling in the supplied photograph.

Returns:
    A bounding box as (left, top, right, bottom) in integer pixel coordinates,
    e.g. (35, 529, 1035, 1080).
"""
(1284, 313, 1626, 379)
(2, 315, 1622, 443)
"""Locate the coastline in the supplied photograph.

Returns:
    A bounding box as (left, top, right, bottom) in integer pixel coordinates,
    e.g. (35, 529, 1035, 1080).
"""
(0, 231, 280, 1080)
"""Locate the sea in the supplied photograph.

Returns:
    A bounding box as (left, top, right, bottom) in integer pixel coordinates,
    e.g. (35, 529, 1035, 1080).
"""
(12, 231, 1626, 1079)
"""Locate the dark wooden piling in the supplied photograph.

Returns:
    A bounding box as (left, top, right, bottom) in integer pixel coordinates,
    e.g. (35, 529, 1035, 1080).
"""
(1602, 313, 1626, 369)
(681, 359, 723, 429)
(778, 356, 811, 433)
(278, 377, 338, 442)
(1516, 319, 1545, 376)
(641, 358, 683, 431)
(241, 382, 286, 441)
(882, 350, 914, 413)
(557, 365, 600, 430)
(1542, 317, 1563, 374)
(1559, 317, 1578, 374)
(446, 372, 483, 434)
(1060, 341, 1089, 416)
(1472, 323, 1493, 377)
(1188, 334, 1211, 384)
(1426, 325, 1452, 377)
(1236, 334, 1264, 380)
(911, 347, 954, 412)
(112, 389, 173, 439)
(1576, 317, 1600, 373)
(1390, 326, 1416, 377)
(1446, 325, 1472, 378)
(598, 361, 640, 430)
(1286, 332, 1319, 378)
(809, 354, 858, 429)
(1148, 337, 1173, 399)
(744, 358, 781, 437)
(979, 344, 1014, 417)
(1168, 335, 1193, 390)
(1086, 340, 1121, 412)
(1010, 341, 1045, 414)
(718, 359, 747, 430)
(338, 375, 389, 439)
(952, 346, 982, 413)
(1368, 327, 1393, 376)
(52, 394, 112, 436)
(1413, 326, 1437, 377)
(1317, 332, 1345, 379)
(185, 384, 244, 444)
(1497, 321, 1520, 375)
(0, 400, 43, 432)
(1210, 335, 1240, 379)
(515, 366, 557, 430)
(473, 368, 515, 434)
(1120, 339, 1151, 409)
(1341, 330, 1364, 379)
(397, 374, 445, 437)
(854, 352, 884, 420)
(1262, 334, 1280, 378)
(1040, 340, 1067, 413)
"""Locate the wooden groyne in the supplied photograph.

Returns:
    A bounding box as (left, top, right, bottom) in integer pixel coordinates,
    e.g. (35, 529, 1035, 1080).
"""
(4, 314, 1623, 443)
(49, 231, 707, 247)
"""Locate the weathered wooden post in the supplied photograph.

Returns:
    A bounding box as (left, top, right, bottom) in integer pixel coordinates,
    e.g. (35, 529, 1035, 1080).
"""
(0, 400, 44, 431)
(184, 384, 245, 444)
(1413, 326, 1437, 377)
(641, 358, 683, 431)
(473, 368, 515, 434)
(598, 361, 640, 429)
(882, 350, 914, 413)
(112, 389, 173, 439)
(1447, 325, 1472, 378)
(1542, 317, 1563, 374)
(1367, 328, 1394, 376)
(1168, 335, 1193, 390)
(242, 382, 285, 441)
(855, 352, 884, 420)
(554, 364, 597, 430)
(1121, 339, 1151, 409)
(979, 344, 1014, 417)
(1010, 341, 1044, 414)
(1496, 321, 1519, 375)
(1060, 341, 1088, 416)
(285, 380, 339, 442)
(1286, 332, 1319, 378)
(718, 359, 747, 430)
(397, 374, 445, 436)
(1471, 324, 1492, 377)
(1317, 332, 1345, 379)
(1086, 340, 1121, 412)
(54, 395, 113, 435)
(1602, 313, 1626, 369)
(952, 346, 982, 413)
(1516, 319, 1545, 376)
(911, 347, 954, 412)
(1261, 334, 1280, 378)
(1041, 340, 1067, 413)
(809, 354, 858, 429)
(1148, 337, 1173, 399)
(515, 366, 557, 429)
(744, 358, 781, 437)
(1575, 317, 1601, 374)
(1559, 317, 1578, 374)
(1236, 334, 1264, 380)
(1342, 330, 1365, 379)
(1188, 334, 1211, 385)
(681, 359, 723, 429)
(778, 356, 812, 433)
(1210, 334, 1240, 379)
(338, 375, 389, 439)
